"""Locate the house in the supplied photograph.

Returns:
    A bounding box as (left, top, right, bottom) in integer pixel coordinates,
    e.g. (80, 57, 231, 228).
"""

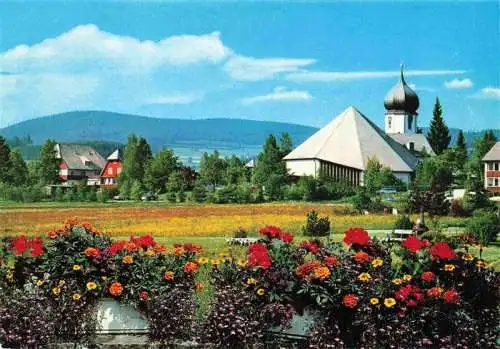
(283, 106, 419, 186)
(55, 143, 106, 187)
(100, 149, 122, 189)
(482, 141, 500, 193)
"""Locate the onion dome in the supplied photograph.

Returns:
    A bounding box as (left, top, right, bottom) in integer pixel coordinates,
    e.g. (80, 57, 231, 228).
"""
(384, 64, 419, 114)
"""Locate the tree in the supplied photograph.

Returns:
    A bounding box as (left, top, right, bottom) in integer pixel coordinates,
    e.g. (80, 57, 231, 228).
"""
(130, 180, 143, 201)
(414, 157, 453, 192)
(8, 150, 29, 186)
(278, 133, 293, 156)
(363, 157, 403, 192)
(427, 97, 451, 155)
(145, 149, 181, 193)
(119, 134, 152, 189)
(166, 172, 184, 193)
(253, 134, 288, 186)
(0, 136, 13, 183)
(451, 130, 468, 186)
(38, 140, 59, 185)
(191, 180, 207, 202)
(224, 156, 246, 185)
(199, 151, 226, 188)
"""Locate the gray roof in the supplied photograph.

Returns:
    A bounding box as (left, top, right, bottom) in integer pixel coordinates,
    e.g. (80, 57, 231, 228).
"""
(384, 65, 419, 115)
(283, 106, 419, 172)
(56, 144, 106, 170)
(483, 142, 500, 161)
(389, 133, 435, 155)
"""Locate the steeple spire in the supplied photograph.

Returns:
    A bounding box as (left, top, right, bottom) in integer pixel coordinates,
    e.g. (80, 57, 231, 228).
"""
(400, 63, 405, 83)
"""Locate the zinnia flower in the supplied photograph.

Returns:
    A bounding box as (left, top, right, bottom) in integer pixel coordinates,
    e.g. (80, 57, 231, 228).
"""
(259, 226, 281, 239)
(246, 277, 257, 285)
(237, 259, 248, 267)
(443, 264, 456, 272)
(384, 298, 396, 308)
(195, 282, 204, 291)
(47, 230, 58, 239)
(371, 258, 383, 268)
(256, 288, 265, 296)
(84, 247, 100, 257)
(427, 287, 443, 298)
(164, 271, 174, 280)
(109, 282, 124, 296)
(247, 243, 272, 269)
(184, 261, 199, 273)
(211, 259, 221, 267)
(52, 287, 61, 295)
(462, 253, 474, 261)
(392, 278, 403, 285)
(354, 251, 371, 264)
(72, 293, 81, 301)
(421, 271, 435, 282)
(174, 247, 184, 256)
(299, 241, 319, 254)
(86, 282, 97, 290)
(296, 261, 321, 279)
(313, 266, 331, 280)
(429, 242, 457, 260)
(58, 280, 65, 286)
(139, 291, 149, 301)
(443, 289, 459, 304)
(324, 256, 338, 267)
(370, 297, 379, 305)
(198, 257, 209, 265)
(122, 255, 134, 264)
(278, 231, 294, 243)
(343, 228, 371, 246)
(72, 264, 81, 271)
(476, 260, 488, 269)
(343, 294, 358, 308)
(145, 249, 155, 257)
(358, 272, 371, 282)
(403, 274, 412, 281)
(401, 236, 426, 253)
(36, 280, 44, 287)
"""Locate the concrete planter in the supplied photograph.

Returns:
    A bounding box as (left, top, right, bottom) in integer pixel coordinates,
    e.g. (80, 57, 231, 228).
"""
(96, 298, 148, 334)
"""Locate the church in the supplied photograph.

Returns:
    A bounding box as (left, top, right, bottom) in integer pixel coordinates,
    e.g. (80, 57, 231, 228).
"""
(283, 66, 434, 186)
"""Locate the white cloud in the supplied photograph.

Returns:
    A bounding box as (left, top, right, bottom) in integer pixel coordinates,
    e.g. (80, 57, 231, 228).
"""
(407, 83, 435, 92)
(145, 92, 204, 105)
(225, 56, 316, 81)
(286, 69, 467, 82)
(475, 87, 500, 100)
(444, 78, 473, 89)
(242, 86, 312, 105)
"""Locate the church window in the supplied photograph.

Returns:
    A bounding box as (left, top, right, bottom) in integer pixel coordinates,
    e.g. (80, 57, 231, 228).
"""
(388, 116, 392, 129)
(408, 115, 413, 130)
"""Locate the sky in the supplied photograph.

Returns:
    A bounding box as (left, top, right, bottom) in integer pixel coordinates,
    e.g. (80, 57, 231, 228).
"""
(0, 0, 499, 131)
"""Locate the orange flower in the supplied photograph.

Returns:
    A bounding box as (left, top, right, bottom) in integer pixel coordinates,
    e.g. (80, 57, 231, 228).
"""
(195, 282, 204, 291)
(125, 242, 137, 252)
(427, 287, 443, 298)
(84, 247, 100, 257)
(154, 244, 167, 253)
(354, 251, 371, 264)
(174, 247, 184, 256)
(122, 255, 134, 264)
(313, 266, 331, 280)
(164, 271, 174, 280)
(184, 261, 199, 273)
(82, 223, 92, 231)
(109, 282, 123, 296)
(46, 230, 58, 239)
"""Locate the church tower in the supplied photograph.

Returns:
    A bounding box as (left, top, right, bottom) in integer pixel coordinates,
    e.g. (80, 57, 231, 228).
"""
(384, 65, 420, 135)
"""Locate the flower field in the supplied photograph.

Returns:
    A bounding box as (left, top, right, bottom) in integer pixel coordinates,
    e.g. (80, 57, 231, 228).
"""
(0, 202, 467, 237)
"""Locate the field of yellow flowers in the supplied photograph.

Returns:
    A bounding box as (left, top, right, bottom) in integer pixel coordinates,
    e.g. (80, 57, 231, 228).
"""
(0, 202, 466, 238)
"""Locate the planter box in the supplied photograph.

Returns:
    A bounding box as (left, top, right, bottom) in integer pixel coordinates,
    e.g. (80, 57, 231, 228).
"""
(96, 298, 148, 334)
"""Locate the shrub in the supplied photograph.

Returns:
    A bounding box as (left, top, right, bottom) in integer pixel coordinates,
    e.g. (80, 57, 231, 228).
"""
(191, 181, 207, 202)
(465, 209, 499, 245)
(177, 190, 186, 203)
(130, 180, 143, 201)
(449, 199, 468, 217)
(215, 185, 237, 204)
(394, 215, 414, 230)
(233, 227, 248, 239)
(302, 210, 331, 237)
(166, 191, 177, 203)
(284, 184, 303, 201)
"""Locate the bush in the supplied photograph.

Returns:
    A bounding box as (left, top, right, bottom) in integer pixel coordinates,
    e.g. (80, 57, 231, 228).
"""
(235, 183, 252, 203)
(177, 190, 186, 203)
(302, 210, 331, 237)
(233, 227, 248, 239)
(130, 180, 143, 201)
(191, 181, 207, 203)
(166, 191, 177, 203)
(449, 199, 468, 217)
(215, 185, 237, 204)
(394, 215, 414, 230)
(465, 209, 499, 245)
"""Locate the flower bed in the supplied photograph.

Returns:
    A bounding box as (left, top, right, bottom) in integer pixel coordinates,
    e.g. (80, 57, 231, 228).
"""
(0, 220, 498, 348)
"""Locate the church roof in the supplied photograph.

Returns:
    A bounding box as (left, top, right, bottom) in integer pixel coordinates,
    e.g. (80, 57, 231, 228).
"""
(283, 106, 419, 172)
(483, 142, 500, 161)
(107, 149, 121, 161)
(384, 65, 419, 115)
(389, 133, 435, 155)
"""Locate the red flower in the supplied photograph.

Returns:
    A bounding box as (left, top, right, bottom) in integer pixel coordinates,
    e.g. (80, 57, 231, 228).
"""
(299, 240, 319, 254)
(29, 238, 44, 257)
(139, 291, 149, 301)
(295, 260, 321, 279)
(395, 284, 424, 307)
(247, 243, 272, 269)
(278, 231, 294, 243)
(107, 241, 126, 256)
(259, 226, 281, 239)
(343, 294, 358, 308)
(353, 251, 371, 264)
(46, 230, 58, 239)
(443, 289, 459, 304)
(421, 271, 435, 282)
(184, 261, 199, 273)
(407, 299, 418, 307)
(324, 256, 338, 267)
(427, 287, 443, 298)
(10, 237, 44, 257)
(11, 236, 27, 255)
(183, 243, 202, 253)
(84, 247, 100, 257)
(130, 235, 156, 249)
(429, 242, 457, 260)
(343, 228, 370, 246)
(401, 236, 426, 253)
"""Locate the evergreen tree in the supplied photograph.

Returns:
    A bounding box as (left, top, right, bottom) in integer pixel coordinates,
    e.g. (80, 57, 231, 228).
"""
(278, 133, 293, 157)
(119, 134, 152, 189)
(427, 98, 451, 155)
(454, 130, 468, 185)
(144, 149, 181, 193)
(130, 180, 143, 201)
(0, 136, 13, 183)
(253, 134, 288, 186)
(191, 180, 207, 202)
(8, 150, 29, 186)
(38, 140, 59, 185)
(224, 156, 246, 185)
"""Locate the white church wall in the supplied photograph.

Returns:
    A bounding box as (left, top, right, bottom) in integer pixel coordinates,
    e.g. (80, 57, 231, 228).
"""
(285, 159, 320, 178)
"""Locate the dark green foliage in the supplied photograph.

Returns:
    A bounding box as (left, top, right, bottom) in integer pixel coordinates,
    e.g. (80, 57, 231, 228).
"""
(166, 191, 177, 203)
(119, 134, 152, 190)
(264, 173, 286, 201)
(235, 183, 252, 203)
(302, 210, 331, 237)
(352, 188, 385, 213)
(465, 210, 499, 245)
(145, 148, 181, 193)
(0, 136, 13, 183)
(191, 181, 207, 202)
(199, 150, 227, 187)
(215, 185, 237, 204)
(167, 172, 185, 193)
(177, 190, 186, 203)
(363, 157, 405, 193)
(130, 180, 143, 201)
(454, 130, 468, 183)
(38, 140, 59, 185)
(8, 150, 28, 186)
(394, 215, 414, 230)
(427, 97, 451, 155)
(233, 227, 248, 238)
(224, 155, 247, 185)
(414, 156, 453, 192)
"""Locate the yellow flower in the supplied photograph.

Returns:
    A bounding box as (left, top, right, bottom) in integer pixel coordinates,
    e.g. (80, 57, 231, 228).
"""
(164, 271, 174, 280)
(5, 271, 14, 281)
(86, 281, 97, 290)
(462, 254, 474, 261)
(371, 258, 384, 268)
(219, 252, 230, 260)
(370, 297, 379, 305)
(52, 287, 61, 295)
(122, 255, 133, 264)
(101, 276, 108, 281)
(358, 272, 372, 282)
(145, 249, 155, 257)
(72, 293, 81, 301)
(256, 288, 265, 296)
(59, 280, 65, 286)
(476, 260, 488, 269)
(314, 267, 331, 280)
(444, 264, 456, 272)
(211, 259, 221, 267)
(237, 259, 248, 267)
(72, 264, 81, 271)
(392, 278, 402, 285)
(247, 277, 257, 285)
(403, 274, 413, 281)
(198, 257, 209, 265)
(36, 280, 44, 287)
(384, 298, 396, 308)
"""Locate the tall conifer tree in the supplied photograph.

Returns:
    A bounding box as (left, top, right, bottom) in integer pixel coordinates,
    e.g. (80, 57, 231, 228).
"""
(427, 97, 451, 155)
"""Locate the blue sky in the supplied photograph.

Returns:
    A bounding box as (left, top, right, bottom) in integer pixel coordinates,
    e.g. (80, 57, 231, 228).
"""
(0, 1, 499, 131)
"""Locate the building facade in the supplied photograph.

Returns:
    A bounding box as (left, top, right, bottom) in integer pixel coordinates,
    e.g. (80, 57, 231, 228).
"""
(100, 149, 122, 189)
(55, 143, 107, 187)
(483, 142, 500, 193)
